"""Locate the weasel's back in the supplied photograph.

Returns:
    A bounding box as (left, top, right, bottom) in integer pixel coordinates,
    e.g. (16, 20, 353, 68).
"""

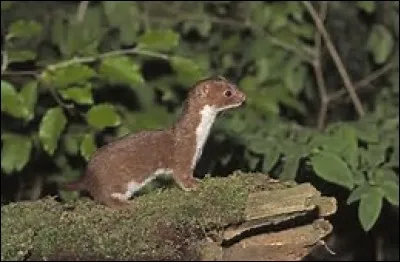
(87, 129, 175, 174)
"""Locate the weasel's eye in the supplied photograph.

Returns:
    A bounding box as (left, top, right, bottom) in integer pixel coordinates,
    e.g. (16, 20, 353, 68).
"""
(224, 90, 232, 97)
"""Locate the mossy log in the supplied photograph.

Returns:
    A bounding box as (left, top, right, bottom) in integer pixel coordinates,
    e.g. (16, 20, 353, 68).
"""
(1, 172, 337, 261)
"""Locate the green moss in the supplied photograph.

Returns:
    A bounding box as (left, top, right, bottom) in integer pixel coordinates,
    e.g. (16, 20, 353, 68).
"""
(1, 172, 277, 261)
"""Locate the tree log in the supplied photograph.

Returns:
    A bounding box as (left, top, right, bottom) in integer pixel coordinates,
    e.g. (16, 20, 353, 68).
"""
(1, 172, 337, 261)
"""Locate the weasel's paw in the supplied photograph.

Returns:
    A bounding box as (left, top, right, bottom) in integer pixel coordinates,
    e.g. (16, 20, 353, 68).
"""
(181, 177, 201, 191)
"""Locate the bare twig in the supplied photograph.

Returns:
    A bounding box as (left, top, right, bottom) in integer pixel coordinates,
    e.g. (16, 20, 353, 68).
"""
(42, 81, 75, 111)
(303, 1, 365, 117)
(47, 48, 169, 72)
(312, 1, 329, 130)
(76, 1, 89, 23)
(1, 70, 38, 76)
(1, 51, 8, 73)
(264, 31, 314, 63)
(329, 62, 395, 101)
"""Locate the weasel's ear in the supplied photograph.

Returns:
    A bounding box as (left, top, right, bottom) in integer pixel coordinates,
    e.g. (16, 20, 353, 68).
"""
(197, 83, 210, 97)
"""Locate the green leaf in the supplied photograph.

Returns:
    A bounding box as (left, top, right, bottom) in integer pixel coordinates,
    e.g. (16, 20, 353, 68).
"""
(39, 107, 67, 155)
(170, 56, 205, 86)
(102, 1, 140, 45)
(262, 147, 281, 173)
(353, 170, 367, 185)
(64, 7, 105, 56)
(103, 1, 134, 27)
(137, 29, 179, 52)
(53, 155, 66, 169)
(252, 3, 272, 27)
(288, 23, 314, 40)
(268, 4, 288, 32)
(99, 56, 144, 87)
(8, 20, 42, 39)
(382, 117, 399, 133)
(19, 81, 38, 121)
(308, 133, 329, 150)
(239, 76, 258, 94)
(284, 62, 307, 95)
(256, 58, 270, 83)
(319, 124, 359, 168)
(1, 80, 29, 119)
(47, 64, 96, 88)
(7, 50, 37, 63)
(371, 168, 390, 186)
(353, 121, 379, 143)
(381, 168, 399, 184)
(339, 125, 359, 169)
(63, 133, 82, 156)
(311, 151, 354, 190)
(389, 138, 399, 167)
(279, 154, 301, 181)
(277, 89, 307, 115)
(255, 97, 280, 116)
(268, 85, 306, 115)
(86, 104, 121, 130)
(248, 137, 273, 154)
(197, 20, 212, 37)
(116, 125, 132, 138)
(365, 144, 387, 168)
(221, 113, 247, 134)
(51, 16, 68, 57)
(380, 180, 399, 206)
(347, 182, 371, 204)
(357, 1, 376, 14)
(248, 38, 273, 59)
(287, 1, 304, 22)
(59, 84, 94, 105)
(367, 25, 394, 64)
(358, 187, 383, 231)
(80, 133, 97, 161)
(246, 152, 259, 170)
(1, 134, 32, 174)
(371, 168, 399, 189)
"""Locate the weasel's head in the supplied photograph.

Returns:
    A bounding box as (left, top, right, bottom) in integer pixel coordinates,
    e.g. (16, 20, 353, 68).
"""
(189, 76, 246, 111)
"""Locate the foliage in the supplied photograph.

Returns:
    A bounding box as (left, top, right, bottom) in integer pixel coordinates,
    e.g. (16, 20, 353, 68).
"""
(1, 1, 398, 234)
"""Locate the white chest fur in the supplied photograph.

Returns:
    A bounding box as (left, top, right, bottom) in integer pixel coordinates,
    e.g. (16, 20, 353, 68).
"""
(192, 105, 218, 169)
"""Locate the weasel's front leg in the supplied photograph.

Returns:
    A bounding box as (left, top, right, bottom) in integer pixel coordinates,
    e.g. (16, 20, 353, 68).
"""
(172, 167, 201, 191)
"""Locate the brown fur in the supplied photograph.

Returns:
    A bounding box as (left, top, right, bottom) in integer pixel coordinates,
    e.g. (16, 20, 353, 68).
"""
(63, 76, 246, 209)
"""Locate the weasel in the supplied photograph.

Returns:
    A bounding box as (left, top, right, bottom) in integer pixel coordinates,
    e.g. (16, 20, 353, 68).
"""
(64, 76, 246, 209)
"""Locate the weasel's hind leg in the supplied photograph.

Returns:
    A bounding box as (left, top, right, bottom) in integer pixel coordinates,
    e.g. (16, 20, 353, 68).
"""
(92, 189, 132, 210)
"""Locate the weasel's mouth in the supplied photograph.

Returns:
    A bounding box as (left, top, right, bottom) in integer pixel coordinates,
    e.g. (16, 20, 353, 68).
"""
(218, 101, 244, 111)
